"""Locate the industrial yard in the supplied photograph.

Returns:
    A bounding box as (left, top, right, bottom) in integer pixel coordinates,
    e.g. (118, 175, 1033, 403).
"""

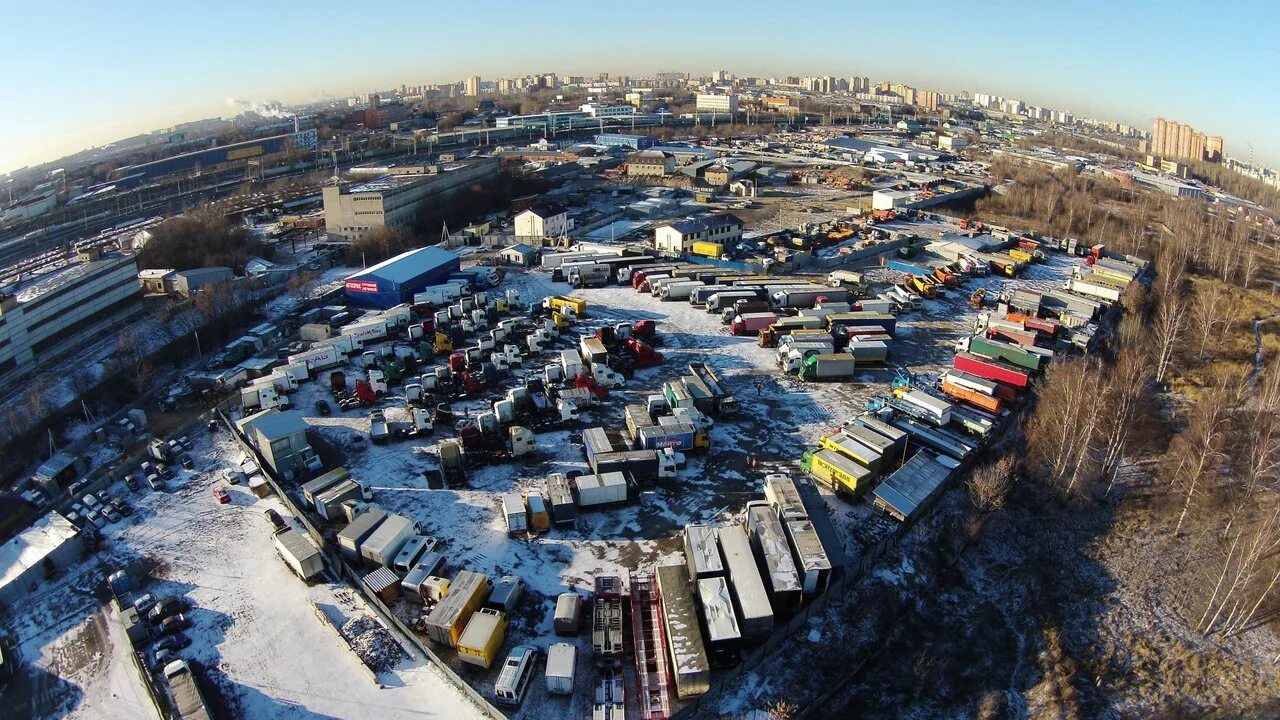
(0, 216, 1138, 720)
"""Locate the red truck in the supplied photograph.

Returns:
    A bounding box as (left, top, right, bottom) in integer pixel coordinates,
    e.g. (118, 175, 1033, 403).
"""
(953, 352, 1030, 389)
(625, 339, 663, 368)
(730, 312, 779, 336)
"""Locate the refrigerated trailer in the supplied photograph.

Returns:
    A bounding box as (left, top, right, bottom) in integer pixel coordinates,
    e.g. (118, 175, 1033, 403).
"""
(716, 525, 774, 643)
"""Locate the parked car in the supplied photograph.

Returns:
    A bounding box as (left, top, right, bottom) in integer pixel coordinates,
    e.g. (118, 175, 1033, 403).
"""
(262, 508, 286, 532)
(151, 648, 175, 671)
(102, 506, 121, 523)
(146, 474, 164, 491)
(315, 400, 331, 416)
(124, 475, 140, 491)
(212, 486, 230, 504)
(350, 434, 367, 452)
(86, 511, 106, 529)
(179, 454, 195, 470)
(70, 502, 84, 515)
(224, 469, 246, 485)
(149, 598, 186, 623)
(154, 633, 190, 652)
(134, 594, 157, 617)
(111, 498, 133, 516)
(159, 614, 188, 635)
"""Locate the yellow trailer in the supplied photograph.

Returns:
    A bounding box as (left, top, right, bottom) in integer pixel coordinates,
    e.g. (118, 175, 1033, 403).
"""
(456, 608, 508, 669)
(801, 448, 874, 496)
(691, 241, 725, 259)
(525, 493, 551, 532)
(547, 295, 588, 316)
(434, 332, 453, 353)
(1007, 248, 1034, 263)
(425, 570, 491, 647)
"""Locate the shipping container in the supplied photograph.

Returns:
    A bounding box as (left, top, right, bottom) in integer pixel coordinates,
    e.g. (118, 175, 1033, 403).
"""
(314, 480, 363, 521)
(656, 564, 711, 699)
(730, 312, 779, 336)
(573, 472, 631, 507)
(274, 529, 324, 581)
(457, 608, 508, 669)
(525, 494, 550, 532)
(745, 504, 803, 613)
(798, 353, 857, 381)
(691, 240, 725, 258)
(873, 451, 954, 521)
(636, 422, 697, 452)
(425, 570, 492, 647)
(337, 508, 387, 563)
(852, 416, 909, 459)
(547, 474, 577, 526)
(827, 312, 896, 335)
(716, 525, 774, 643)
(360, 514, 417, 567)
(954, 352, 1030, 389)
(964, 336, 1043, 371)
(763, 474, 808, 520)
(784, 519, 832, 596)
(502, 493, 528, 535)
(554, 592, 584, 635)
(802, 448, 874, 495)
(697, 577, 743, 668)
(302, 467, 351, 507)
(941, 380, 1002, 413)
(897, 388, 953, 426)
(684, 524, 725, 580)
(545, 643, 577, 695)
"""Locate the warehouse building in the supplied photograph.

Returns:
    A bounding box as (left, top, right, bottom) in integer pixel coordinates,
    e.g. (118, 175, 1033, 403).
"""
(0, 247, 143, 386)
(595, 134, 655, 151)
(170, 267, 233, 296)
(323, 158, 500, 240)
(344, 246, 461, 308)
(0, 512, 84, 606)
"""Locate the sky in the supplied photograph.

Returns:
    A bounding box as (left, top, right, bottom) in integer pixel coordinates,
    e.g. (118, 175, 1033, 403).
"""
(1, 0, 1277, 175)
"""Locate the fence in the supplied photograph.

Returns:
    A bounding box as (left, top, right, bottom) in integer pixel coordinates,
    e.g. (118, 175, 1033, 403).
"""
(216, 406, 507, 720)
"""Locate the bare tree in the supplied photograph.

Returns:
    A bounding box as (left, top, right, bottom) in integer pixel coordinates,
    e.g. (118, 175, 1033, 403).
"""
(1190, 282, 1232, 358)
(968, 454, 1017, 515)
(1198, 505, 1280, 637)
(1170, 380, 1233, 536)
(1153, 292, 1188, 385)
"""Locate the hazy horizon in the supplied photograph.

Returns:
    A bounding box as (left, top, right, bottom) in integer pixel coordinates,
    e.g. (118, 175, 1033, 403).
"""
(2, 0, 1277, 176)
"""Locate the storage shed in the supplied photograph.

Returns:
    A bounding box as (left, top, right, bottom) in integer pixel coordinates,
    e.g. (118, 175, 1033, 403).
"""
(499, 243, 538, 267)
(344, 247, 462, 309)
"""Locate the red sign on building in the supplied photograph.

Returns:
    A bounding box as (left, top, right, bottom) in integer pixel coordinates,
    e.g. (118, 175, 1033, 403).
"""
(346, 279, 380, 294)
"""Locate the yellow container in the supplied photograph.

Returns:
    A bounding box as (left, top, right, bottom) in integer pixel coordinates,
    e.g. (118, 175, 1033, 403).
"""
(457, 608, 508, 669)
(548, 296, 587, 316)
(425, 570, 491, 647)
(691, 241, 724, 259)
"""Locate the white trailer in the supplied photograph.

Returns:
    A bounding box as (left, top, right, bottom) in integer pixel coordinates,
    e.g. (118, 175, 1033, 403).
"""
(359, 514, 417, 567)
(502, 493, 528, 535)
(899, 389, 953, 427)
(659, 280, 706, 301)
(274, 529, 324, 581)
(1063, 276, 1121, 303)
(545, 643, 577, 695)
(413, 281, 470, 306)
(289, 345, 343, 371)
(572, 472, 629, 507)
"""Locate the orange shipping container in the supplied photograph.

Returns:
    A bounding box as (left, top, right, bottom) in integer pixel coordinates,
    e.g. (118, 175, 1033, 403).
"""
(941, 380, 1002, 414)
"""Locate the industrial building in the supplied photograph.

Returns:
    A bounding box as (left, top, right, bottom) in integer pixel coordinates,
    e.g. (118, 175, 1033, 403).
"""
(0, 513, 85, 606)
(594, 134, 655, 151)
(170, 267, 234, 296)
(323, 158, 500, 240)
(655, 214, 743, 256)
(109, 130, 318, 186)
(344, 246, 462, 308)
(235, 409, 319, 479)
(695, 94, 739, 114)
(0, 247, 143, 386)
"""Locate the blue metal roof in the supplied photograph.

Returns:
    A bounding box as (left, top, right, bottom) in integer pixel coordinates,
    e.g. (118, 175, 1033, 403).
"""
(347, 247, 459, 286)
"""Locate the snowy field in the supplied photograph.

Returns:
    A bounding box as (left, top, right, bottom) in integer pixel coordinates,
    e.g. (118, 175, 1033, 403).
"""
(3, 430, 488, 720)
(2, 252, 1082, 720)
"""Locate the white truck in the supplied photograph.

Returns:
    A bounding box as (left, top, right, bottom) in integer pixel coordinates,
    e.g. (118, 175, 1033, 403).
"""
(502, 493, 528, 534)
(289, 345, 343, 372)
(274, 528, 325, 581)
(240, 382, 289, 410)
(413, 281, 471, 306)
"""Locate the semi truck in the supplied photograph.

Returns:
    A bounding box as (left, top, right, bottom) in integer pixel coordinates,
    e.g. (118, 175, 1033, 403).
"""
(659, 280, 707, 301)
(730, 312, 778, 336)
(801, 448, 873, 496)
(953, 352, 1031, 389)
(164, 660, 212, 720)
(798, 353, 857, 381)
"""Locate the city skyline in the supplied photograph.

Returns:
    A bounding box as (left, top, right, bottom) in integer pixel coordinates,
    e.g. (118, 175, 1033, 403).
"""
(1, 0, 1277, 175)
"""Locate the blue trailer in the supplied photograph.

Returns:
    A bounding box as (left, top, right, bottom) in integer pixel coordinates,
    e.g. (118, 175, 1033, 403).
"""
(886, 259, 936, 277)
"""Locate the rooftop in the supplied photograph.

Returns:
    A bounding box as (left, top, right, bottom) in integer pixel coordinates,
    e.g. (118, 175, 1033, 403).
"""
(0, 512, 80, 590)
(661, 213, 743, 235)
(13, 252, 132, 304)
(239, 409, 309, 441)
(346, 246, 459, 285)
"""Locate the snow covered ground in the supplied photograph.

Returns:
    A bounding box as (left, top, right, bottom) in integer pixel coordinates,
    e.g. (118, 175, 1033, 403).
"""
(3, 430, 489, 720)
(2, 252, 1082, 720)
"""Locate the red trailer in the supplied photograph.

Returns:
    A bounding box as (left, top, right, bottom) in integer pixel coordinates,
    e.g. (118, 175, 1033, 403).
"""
(730, 312, 779, 336)
(987, 326, 1038, 348)
(953, 352, 1030, 389)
